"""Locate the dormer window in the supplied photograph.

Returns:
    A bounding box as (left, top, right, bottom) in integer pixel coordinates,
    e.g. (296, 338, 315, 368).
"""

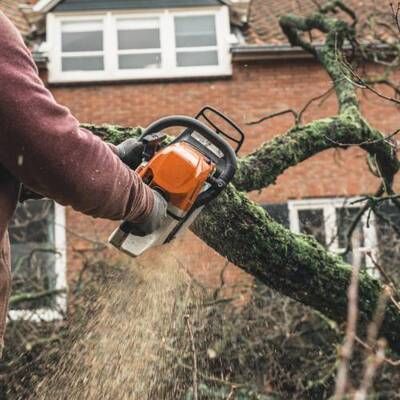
(47, 7, 231, 83)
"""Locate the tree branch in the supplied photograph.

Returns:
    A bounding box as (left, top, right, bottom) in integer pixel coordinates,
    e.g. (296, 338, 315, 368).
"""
(234, 115, 398, 192)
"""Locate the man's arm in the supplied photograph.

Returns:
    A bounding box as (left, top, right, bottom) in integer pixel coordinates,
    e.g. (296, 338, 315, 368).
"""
(0, 13, 154, 222)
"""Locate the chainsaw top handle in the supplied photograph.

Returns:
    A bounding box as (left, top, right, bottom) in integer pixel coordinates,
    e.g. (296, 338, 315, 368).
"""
(139, 115, 237, 207)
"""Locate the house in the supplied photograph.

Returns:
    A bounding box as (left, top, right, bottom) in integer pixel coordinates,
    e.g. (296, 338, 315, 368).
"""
(1, 0, 398, 319)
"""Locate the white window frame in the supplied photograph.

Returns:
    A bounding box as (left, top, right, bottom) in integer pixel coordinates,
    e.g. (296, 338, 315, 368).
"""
(9, 204, 67, 322)
(115, 16, 163, 71)
(47, 6, 232, 83)
(59, 18, 106, 75)
(288, 198, 379, 276)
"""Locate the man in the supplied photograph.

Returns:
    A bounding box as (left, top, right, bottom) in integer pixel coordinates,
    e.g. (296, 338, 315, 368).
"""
(0, 12, 166, 355)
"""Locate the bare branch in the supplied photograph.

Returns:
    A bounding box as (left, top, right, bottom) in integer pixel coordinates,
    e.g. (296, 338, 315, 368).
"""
(334, 262, 360, 399)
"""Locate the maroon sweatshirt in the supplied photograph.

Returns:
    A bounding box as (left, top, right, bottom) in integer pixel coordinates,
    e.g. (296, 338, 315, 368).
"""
(0, 12, 154, 353)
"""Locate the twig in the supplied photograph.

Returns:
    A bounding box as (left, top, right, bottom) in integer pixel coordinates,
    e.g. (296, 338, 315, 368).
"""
(390, 2, 400, 33)
(390, 293, 400, 312)
(341, 58, 400, 105)
(297, 85, 336, 122)
(185, 315, 198, 400)
(334, 262, 360, 399)
(367, 253, 399, 294)
(9, 289, 66, 307)
(247, 85, 335, 127)
(339, 185, 384, 256)
(354, 339, 386, 400)
(247, 109, 298, 126)
(355, 336, 400, 367)
(354, 286, 391, 399)
(324, 128, 400, 148)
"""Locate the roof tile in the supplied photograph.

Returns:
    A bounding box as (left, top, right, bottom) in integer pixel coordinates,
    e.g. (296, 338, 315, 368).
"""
(246, 0, 394, 45)
(0, 0, 33, 35)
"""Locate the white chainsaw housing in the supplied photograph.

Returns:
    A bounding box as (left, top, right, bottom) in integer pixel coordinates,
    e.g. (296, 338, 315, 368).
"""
(108, 206, 204, 257)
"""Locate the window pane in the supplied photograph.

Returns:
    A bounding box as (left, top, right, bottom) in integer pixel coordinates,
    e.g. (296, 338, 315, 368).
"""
(119, 53, 161, 69)
(118, 29, 160, 50)
(175, 15, 217, 48)
(10, 201, 54, 244)
(298, 209, 326, 245)
(62, 31, 103, 52)
(336, 207, 364, 248)
(62, 56, 104, 72)
(117, 18, 160, 50)
(177, 50, 218, 67)
(9, 200, 57, 310)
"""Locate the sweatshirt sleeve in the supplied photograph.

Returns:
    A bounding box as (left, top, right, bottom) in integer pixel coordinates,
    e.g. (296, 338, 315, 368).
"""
(0, 13, 154, 222)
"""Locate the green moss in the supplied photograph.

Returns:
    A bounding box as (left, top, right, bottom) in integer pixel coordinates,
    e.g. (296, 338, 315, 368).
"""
(193, 185, 400, 352)
(81, 123, 143, 144)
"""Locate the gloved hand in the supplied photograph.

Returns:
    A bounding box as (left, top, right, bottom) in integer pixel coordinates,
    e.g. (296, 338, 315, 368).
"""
(115, 138, 144, 170)
(127, 189, 168, 235)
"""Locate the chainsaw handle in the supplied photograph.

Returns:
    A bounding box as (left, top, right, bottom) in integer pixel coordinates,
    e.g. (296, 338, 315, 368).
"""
(140, 115, 237, 188)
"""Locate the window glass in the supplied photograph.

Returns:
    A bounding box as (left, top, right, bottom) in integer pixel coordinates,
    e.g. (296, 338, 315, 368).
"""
(335, 206, 366, 268)
(61, 20, 104, 72)
(177, 50, 218, 67)
(336, 207, 364, 248)
(119, 54, 161, 69)
(118, 30, 160, 50)
(374, 202, 400, 281)
(62, 56, 104, 71)
(62, 31, 103, 52)
(175, 15, 217, 48)
(61, 21, 103, 52)
(116, 18, 161, 70)
(117, 19, 160, 50)
(298, 209, 326, 245)
(9, 200, 57, 310)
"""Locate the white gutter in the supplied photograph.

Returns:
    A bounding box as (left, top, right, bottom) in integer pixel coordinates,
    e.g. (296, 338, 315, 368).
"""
(33, 0, 60, 13)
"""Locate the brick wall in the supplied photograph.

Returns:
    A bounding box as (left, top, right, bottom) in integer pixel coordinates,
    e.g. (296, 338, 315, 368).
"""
(41, 58, 400, 283)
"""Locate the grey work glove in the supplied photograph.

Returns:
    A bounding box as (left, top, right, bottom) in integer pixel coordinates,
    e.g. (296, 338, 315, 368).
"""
(115, 138, 144, 170)
(127, 189, 168, 236)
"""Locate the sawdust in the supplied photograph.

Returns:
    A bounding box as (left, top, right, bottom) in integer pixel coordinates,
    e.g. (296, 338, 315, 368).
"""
(36, 251, 203, 400)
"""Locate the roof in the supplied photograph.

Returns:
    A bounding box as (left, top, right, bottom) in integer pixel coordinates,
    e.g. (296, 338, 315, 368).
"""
(34, 0, 224, 13)
(3, 0, 393, 58)
(245, 0, 394, 45)
(0, 0, 32, 36)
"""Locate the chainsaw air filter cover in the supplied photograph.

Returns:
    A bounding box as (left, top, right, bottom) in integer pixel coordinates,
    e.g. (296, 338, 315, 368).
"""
(137, 142, 214, 216)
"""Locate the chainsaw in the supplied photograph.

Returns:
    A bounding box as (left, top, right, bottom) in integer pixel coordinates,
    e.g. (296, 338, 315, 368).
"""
(108, 106, 245, 257)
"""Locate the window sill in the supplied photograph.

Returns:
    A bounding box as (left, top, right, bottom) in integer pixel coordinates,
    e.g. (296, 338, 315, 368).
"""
(8, 308, 65, 322)
(48, 66, 233, 85)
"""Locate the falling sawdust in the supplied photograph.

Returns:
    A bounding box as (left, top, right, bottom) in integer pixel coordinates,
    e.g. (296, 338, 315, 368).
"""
(36, 251, 204, 400)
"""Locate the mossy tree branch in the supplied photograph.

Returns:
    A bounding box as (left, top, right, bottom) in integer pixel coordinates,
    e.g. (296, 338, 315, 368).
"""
(87, 124, 400, 352)
(279, 2, 358, 113)
(234, 115, 398, 192)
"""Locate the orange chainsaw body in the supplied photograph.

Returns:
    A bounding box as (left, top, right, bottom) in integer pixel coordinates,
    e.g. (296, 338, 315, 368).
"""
(137, 142, 214, 213)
